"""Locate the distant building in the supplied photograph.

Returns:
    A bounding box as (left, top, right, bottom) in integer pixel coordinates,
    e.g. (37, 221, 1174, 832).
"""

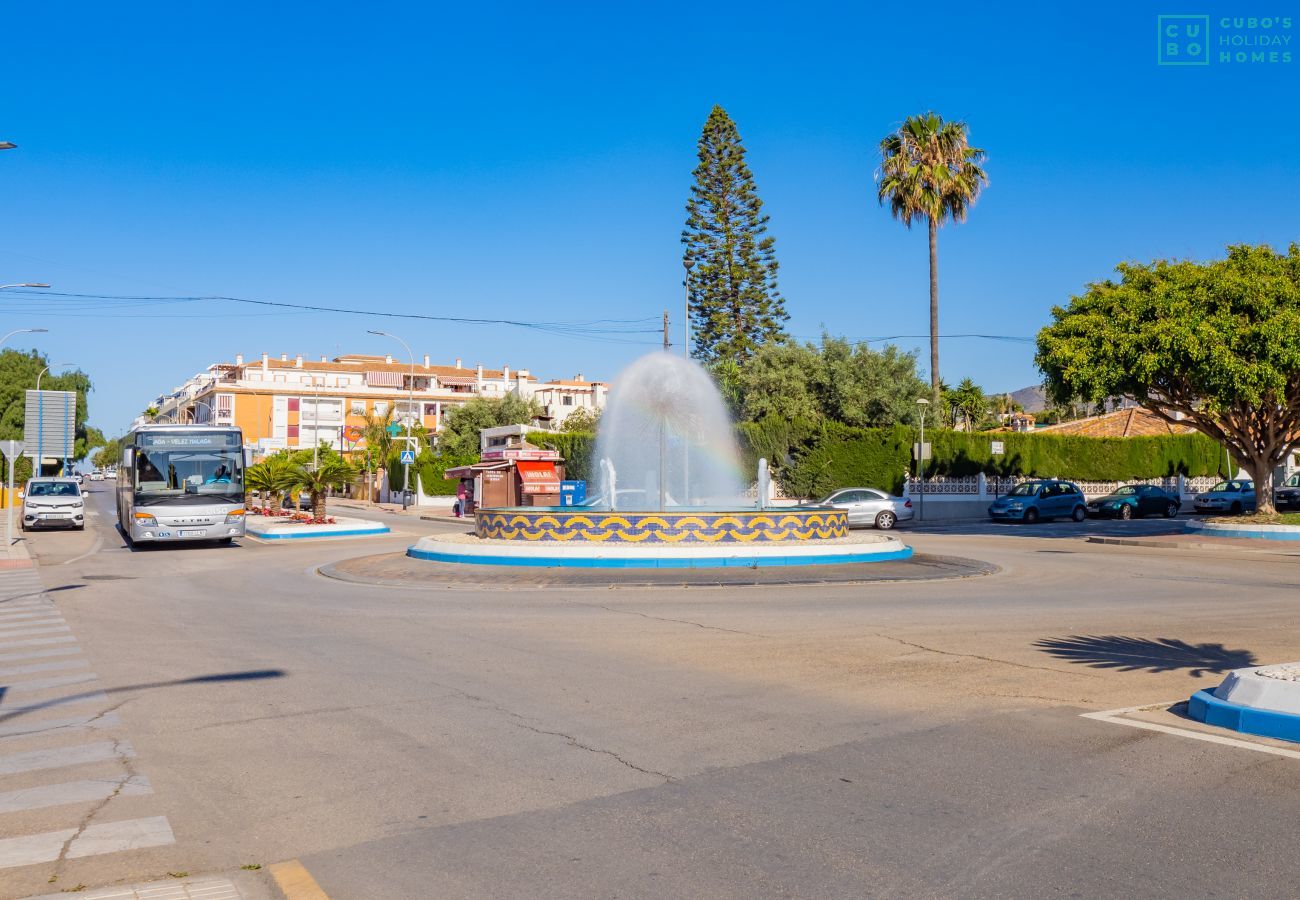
(138, 353, 607, 452)
(1035, 407, 1194, 438)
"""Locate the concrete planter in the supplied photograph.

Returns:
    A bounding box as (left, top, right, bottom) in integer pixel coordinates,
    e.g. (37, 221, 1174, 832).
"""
(1188, 663, 1300, 743)
(246, 515, 390, 540)
(1185, 520, 1300, 541)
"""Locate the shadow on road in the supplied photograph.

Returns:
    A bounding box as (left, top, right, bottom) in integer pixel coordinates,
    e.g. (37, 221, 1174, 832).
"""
(0, 668, 286, 722)
(1033, 635, 1255, 678)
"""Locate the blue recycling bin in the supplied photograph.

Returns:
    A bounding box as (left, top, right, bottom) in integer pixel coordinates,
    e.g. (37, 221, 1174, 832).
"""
(559, 480, 586, 507)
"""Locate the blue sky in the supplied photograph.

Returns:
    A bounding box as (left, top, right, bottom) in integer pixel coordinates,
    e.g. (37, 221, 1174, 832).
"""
(3, 1, 1298, 434)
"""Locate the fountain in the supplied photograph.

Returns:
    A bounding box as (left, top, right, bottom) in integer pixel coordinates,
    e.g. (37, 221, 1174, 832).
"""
(408, 351, 911, 567)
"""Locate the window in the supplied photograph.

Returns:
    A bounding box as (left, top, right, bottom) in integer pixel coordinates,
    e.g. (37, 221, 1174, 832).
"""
(423, 403, 437, 417)
(374, 401, 388, 416)
(215, 393, 234, 424)
(350, 400, 366, 416)
(288, 398, 300, 412)
(288, 424, 299, 439)
(562, 395, 574, 406)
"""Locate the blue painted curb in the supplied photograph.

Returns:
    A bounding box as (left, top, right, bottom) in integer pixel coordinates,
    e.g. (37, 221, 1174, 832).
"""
(252, 526, 390, 540)
(1187, 689, 1300, 743)
(405, 545, 914, 568)
(1186, 523, 1300, 541)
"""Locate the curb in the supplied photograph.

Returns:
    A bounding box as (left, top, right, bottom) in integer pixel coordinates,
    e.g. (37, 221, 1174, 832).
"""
(1085, 535, 1300, 554)
(1187, 520, 1300, 541)
(1188, 689, 1300, 743)
(249, 525, 391, 540)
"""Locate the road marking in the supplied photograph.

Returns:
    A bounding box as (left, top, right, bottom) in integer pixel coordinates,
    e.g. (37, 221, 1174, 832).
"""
(270, 859, 331, 899)
(0, 690, 109, 714)
(0, 618, 64, 631)
(0, 774, 151, 813)
(0, 646, 83, 664)
(0, 625, 71, 639)
(0, 711, 120, 740)
(0, 740, 134, 776)
(0, 635, 77, 650)
(0, 815, 174, 868)
(0, 658, 89, 678)
(58, 531, 104, 567)
(1, 671, 98, 693)
(1081, 704, 1300, 761)
(0, 611, 58, 622)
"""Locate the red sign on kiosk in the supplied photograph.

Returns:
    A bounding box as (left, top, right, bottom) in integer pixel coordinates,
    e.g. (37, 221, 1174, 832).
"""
(516, 460, 561, 495)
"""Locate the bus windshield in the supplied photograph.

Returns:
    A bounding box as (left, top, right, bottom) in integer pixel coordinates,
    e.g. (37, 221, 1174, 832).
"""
(133, 449, 244, 505)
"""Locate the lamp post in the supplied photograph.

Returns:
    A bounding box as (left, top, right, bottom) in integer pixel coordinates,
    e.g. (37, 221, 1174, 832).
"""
(916, 397, 930, 522)
(0, 283, 50, 291)
(0, 328, 48, 348)
(35, 362, 74, 477)
(368, 330, 416, 509)
(188, 399, 213, 424)
(0, 142, 16, 151)
(682, 258, 694, 358)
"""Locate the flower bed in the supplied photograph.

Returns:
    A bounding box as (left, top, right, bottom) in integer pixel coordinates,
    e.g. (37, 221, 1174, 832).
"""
(245, 507, 337, 525)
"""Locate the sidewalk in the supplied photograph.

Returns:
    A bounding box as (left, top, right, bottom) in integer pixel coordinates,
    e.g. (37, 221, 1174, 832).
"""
(331, 498, 461, 523)
(1087, 532, 1300, 555)
(1, 535, 35, 568)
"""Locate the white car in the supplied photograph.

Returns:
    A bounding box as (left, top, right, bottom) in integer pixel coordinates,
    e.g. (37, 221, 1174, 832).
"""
(22, 478, 86, 531)
(89, 471, 105, 481)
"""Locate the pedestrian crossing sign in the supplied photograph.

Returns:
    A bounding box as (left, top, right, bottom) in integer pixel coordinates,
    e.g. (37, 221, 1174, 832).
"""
(400, 449, 416, 465)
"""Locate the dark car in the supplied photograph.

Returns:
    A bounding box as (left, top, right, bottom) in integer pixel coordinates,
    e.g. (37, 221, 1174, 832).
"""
(1086, 484, 1181, 520)
(988, 480, 1087, 523)
(1275, 474, 1300, 510)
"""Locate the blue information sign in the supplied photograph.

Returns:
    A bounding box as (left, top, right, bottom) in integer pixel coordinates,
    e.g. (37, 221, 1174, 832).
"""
(399, 450, 416, 464)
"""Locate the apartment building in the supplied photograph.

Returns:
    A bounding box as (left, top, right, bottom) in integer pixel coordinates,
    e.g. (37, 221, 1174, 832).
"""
(142, 352, 607, 452)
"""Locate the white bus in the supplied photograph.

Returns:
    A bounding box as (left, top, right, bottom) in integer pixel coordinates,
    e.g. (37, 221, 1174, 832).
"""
(116, 424, 247, 545)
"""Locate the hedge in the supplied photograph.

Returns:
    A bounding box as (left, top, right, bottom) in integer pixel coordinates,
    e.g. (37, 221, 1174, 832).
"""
(387, 451, 477, 496)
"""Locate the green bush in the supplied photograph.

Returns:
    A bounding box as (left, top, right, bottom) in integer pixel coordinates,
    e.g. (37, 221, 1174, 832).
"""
(533, 432, 595, 482)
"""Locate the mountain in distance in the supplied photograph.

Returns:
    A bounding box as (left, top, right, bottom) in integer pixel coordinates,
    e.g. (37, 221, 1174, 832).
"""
(1007, 384, 1047, 413)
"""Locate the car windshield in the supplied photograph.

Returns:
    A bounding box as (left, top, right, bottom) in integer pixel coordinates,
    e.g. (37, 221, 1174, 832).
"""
(133, 449, 244, 505)
(1008, 483, 1039, 497)
(28, 482, 80, 498)
(1286, 474, 1300, 488)
(1114, 486, 1137, 496)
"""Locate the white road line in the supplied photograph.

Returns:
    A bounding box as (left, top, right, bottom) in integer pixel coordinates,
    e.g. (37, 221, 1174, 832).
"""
(0, 740, 134, 776)
(0, 605, 56, 615)
(20, 874, 239, 900)
(0, 611, 58, 622)
(0, 658, 89, 678)
(0, 619, 65, 632)
(0, 774, 151, 813)
(0, 815, 174, 868)
(0, 635, 77, 650)
(0, 690, 108, 714)
(1, 671, 99, 693)
(1081, 705, 1300, 761)
(0, 626, 71, 639)
(0, 646, 83, 664)
(0, 712, 120, 741)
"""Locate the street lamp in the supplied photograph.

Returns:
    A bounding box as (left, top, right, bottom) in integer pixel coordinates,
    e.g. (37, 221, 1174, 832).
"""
(916, 397, 930, 522)
(189, 398, 213, 424)
(35, 362, 75, 477)
(0, 142, 15, 151)
(682, 258, 694, 358)
(0, 283, 50, 290)
(0, 328, 47, 349)
(368, 330, 416, 510)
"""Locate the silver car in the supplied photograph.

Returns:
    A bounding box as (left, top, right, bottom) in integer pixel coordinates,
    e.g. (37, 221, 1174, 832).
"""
(818, 488, 914, 529)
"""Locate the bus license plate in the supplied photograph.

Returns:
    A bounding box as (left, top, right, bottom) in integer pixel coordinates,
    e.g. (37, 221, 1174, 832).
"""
(179, 529, 205, 537)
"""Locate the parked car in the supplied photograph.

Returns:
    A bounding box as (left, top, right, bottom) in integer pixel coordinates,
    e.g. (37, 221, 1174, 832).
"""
(988, 480, 1087, 523)
(1086, 484, 1181, 520)
(1193, 480, 1256, 515)
(73, 473, 85, 486)
(89, 471, 105, 481)
(816, 488, 913, 530)
(1275, 474, 1300, 510)
(21, 477, 86, 531)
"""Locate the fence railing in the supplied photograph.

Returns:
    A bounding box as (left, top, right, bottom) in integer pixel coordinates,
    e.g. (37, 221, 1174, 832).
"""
(905, 474, 1223, 499)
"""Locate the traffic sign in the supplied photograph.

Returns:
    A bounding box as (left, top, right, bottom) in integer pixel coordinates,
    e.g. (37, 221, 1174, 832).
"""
(0, 440, 24, 460)
(399, 450, 416, 465)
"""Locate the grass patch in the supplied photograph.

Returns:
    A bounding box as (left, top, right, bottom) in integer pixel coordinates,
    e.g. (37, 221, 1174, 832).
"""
(1208, 512, 1300, 526)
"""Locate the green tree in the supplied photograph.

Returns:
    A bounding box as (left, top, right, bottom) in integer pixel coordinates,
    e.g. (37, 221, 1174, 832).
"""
(437, 395, 543, 458)
(289, 457, 356, 519)
(245, 456, 296, 513)
(91, 437, 123, 471)
(682, 105, 787, 364)
(1037, 244, 1300, 517)
(0, 349, 95, 471)
(949, 378, 988, 431)
(559, 405, 601, 432)
(733, 335, 929, 427)
(877, 113, 988, 403)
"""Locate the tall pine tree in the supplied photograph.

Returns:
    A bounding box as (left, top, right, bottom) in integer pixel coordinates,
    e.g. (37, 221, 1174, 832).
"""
(682, 106, 787, 364)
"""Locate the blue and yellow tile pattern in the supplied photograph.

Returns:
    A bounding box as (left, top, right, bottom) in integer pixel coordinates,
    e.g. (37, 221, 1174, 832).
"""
(474, 508, 849, 543)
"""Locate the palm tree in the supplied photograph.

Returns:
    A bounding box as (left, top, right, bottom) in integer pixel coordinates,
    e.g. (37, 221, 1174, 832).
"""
(290, 457, 356, 519)
(952, 378, 988, 431)
(360, 407, 398, 501)
(245, 456, 295, 513)
(876, 113, 988, 404)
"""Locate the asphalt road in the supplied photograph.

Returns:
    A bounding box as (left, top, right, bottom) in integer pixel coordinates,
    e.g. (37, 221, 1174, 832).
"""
(4, 486, 1300, 898)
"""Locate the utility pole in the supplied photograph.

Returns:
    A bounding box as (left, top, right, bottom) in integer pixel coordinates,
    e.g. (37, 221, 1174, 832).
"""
(662, 310, 670, 352)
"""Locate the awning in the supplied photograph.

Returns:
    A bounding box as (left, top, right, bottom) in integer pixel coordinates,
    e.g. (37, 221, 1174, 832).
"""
(438, 375, 478, 387)
(444, 461, 510, 479)
(366, 371, 403, 387)
(516, 460, 561, 494)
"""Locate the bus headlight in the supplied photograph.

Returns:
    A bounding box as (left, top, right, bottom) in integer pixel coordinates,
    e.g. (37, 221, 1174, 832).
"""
(133, 512, 158, 527)
(225, 509, 245, 524)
